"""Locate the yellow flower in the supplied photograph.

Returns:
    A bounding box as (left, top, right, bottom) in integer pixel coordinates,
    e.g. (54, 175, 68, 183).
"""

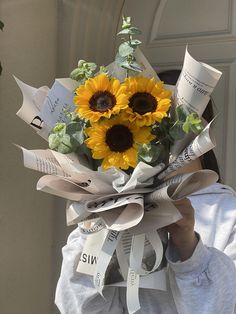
(85, 116, 155, 170)
(122, 76, 172, 126)
(74, 73, 129, 122)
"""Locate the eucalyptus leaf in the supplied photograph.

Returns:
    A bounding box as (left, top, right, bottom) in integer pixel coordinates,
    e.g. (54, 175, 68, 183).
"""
(86, 62, 97, 71)
(115, 53, 127, 66)
(120, 60, 143, 72)
(99, 65, 109, 75)
(118, 42, 134, 57)
(182, 122, 190, 133)
(121, 16, 131, 29)
(138, 143, 166, 165)
(57, 134, 73, 154)
(182, 113, 203, 134)
(176, 105, 187, 122)
(52, 122, 66, 134)
(66, 121, 83, 135)
(70, 68, 85, 82)
(130, 39, 142, 47)
(48, 134, 61, 150)
(169, 123, 185, 140)
(70, 60, 97, 83)
(71, 130, 84, 145)
(117, 27, 142, 35)
(78, 60, 86, 67)
(129, 61, 143, 72)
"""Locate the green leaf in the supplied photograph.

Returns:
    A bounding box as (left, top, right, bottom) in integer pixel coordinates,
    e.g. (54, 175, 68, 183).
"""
(115, 53, 127, 66)
(130, 39, 142, 47)
(70, 60, 97, 83)
(0, 20, 4, 31)
(70, 68, 85, 82)
(118, 42, 134, 57)
(48, 134, 62, 150)
(99, 65, 109, 75)
(78, 60, 86, 67)
(117, 27, 142, 35)
(182, 121, 190, 133)
(85, 62, 97, 72)
(72, 131, 84, 145)
(121, 16, 131, 29)
(182, 113, 203, 134)
(66, 121, 82, 134)
(52, 122, 66, 133)
(120, 60, 143, 72)
(169, 123, 185, 140)
(57, 134, 73, 154)
(138, 143, 166, 165)
(176, 105, 187, 122)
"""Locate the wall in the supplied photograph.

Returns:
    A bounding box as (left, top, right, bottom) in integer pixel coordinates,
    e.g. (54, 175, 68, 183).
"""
(0, 1, 62, 314)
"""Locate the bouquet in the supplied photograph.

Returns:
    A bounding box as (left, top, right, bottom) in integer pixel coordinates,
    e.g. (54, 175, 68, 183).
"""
(15, 16, 222, 313)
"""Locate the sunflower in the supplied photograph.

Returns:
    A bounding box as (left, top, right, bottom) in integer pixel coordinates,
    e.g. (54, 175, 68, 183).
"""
(122, 76, 172, 126)
(84, 116, 155, 170)
(74, 73, 129, 122)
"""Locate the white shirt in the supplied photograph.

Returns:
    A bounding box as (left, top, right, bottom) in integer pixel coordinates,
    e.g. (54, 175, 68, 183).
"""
(55, 183, 236, 314)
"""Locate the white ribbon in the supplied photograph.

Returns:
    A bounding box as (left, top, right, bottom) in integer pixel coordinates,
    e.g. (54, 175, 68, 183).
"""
(127, 268, 140, 314)
(126, 231, 164, 313)
(93, 230, 122, 295)
(129, 231, 163, 275)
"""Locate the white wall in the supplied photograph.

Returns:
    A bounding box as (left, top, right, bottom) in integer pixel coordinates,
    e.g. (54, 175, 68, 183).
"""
(0, 1, 65, 314)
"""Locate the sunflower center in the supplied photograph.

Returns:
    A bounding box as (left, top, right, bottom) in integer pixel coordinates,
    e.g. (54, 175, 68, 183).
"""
(129, 92, 157, 115)
(105, 124, 133, 152)
(89, 91, 116, 112)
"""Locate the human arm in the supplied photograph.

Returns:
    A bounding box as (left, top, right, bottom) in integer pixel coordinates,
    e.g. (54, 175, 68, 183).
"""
(166, 198, 236, 314)
(167, 198, 198, 261)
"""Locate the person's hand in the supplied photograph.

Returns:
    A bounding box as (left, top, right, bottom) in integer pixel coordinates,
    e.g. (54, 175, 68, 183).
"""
(166, 198, 199, 261)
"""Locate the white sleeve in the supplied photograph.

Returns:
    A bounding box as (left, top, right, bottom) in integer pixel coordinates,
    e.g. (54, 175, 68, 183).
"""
(166, 235, 236, 314)
(224, 225, 236, 267)
(55, 227, 123, 314)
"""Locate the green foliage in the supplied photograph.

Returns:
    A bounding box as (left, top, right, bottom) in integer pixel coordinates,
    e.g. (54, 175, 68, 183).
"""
(169, 105, 203, 140)
(138, 143, 167, 165)
(0, 20, 4, 76)
(140, 105, 204, 167)
(99, 65, 109, 75)
(116, 16, 143, 75)
(182, 113, 203, 133)
(152, 117, 174, 145)
(70, 60, 97, 85)
(49, 120, 85, 154)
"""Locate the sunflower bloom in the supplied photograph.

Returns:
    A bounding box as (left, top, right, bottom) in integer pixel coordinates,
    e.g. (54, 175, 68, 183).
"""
(74, 73, 129, 122)
(122, 76, 172, 126)
(84, 117, 154, 170)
